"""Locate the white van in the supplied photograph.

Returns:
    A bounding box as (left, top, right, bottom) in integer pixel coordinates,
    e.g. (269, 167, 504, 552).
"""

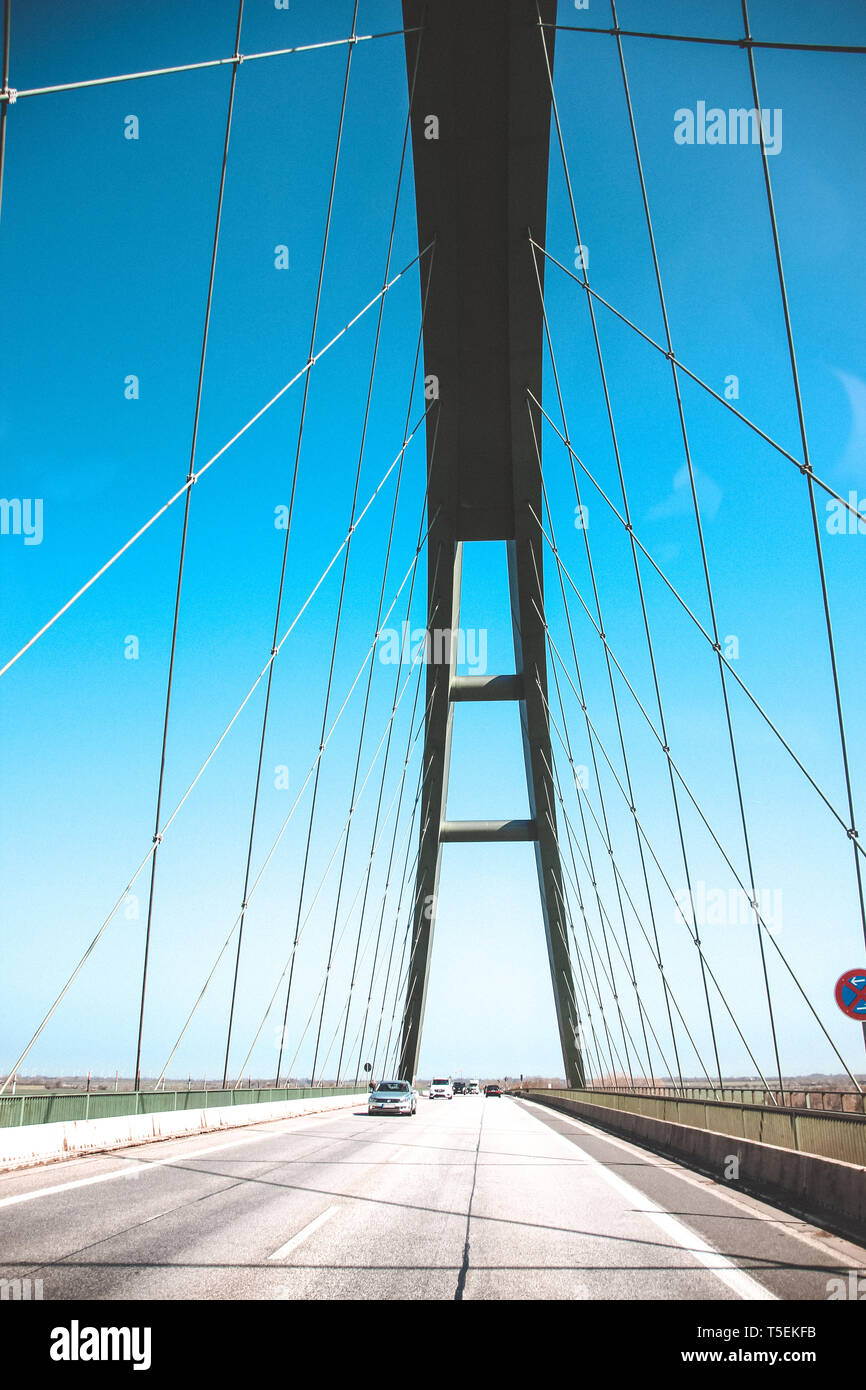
(428, 1077, 454, 1099)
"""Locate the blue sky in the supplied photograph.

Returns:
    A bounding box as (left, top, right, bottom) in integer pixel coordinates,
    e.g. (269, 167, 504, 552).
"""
(2, 0, 866, 1086)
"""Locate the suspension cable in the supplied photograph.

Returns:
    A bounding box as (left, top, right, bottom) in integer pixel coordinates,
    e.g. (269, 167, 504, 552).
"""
(158, 564, 436, 1092)
(0, 241, 432, 683)
(332, 458, 433, 1082)
(540, 676, 748, 1088)
(545, 20, 866, 56)
(262, 678, 431, 1086)
(527, 239, 866, 531)
(544, 652, 670, 1087)
(222, 0, 361, 1084)
(273, 293, 436, 1085)
(511, 532, 637, 1083)
(351, 750, 427, 1084)
(338, 667, 431, 1084)
(528, 524, 863, 1091)
(274, 682, 432, 1083)
(531, 586, 714, 1089)
(741, 0, 866, 980)
(608, 0, 784, 1097)
(528, 280, 680, 1088)
(313, 734, 429, 1086)
(534, 12, 726, 1085)
(0, 29, 422, 103)
(308, 28, 427, 1087)
(233, 653, 429, 1088)
(536, 440, 684, 1089)
(371, 797, 431, 1079)
(539, 761, 650, 1084)
(539, 3, 786, 1090)
(547, 779, 623, 1085)
(0, 425, 426, 1097)
(135, 0, 245, 1092)
(0, 0, 11, 226)
(529, 390, 866, 851)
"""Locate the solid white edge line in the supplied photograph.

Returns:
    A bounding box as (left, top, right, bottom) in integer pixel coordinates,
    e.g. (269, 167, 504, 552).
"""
(0, 1108, 356, 1211)
(520, 1099, 777, 1301)
(268, 1206, 339, 1261)
(521, 1098, 864, 1268)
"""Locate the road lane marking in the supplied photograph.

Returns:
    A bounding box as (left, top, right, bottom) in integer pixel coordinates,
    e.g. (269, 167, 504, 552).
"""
(268, 1206, 339, 1261)
(0, 1100, 369, 1212)
(521, 1102, 777, 1300)
(521, 1099, 862, 1268)
(0, 1113, 354, 1211)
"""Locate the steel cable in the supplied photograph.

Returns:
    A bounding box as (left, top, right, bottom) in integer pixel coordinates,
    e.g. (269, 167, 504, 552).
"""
(135, 0, 245, 1091)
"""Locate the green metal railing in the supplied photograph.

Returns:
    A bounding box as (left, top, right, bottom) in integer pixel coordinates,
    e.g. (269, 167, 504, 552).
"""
(522, 1088, 866, 1167)
(578, 1083, 866, 1114)
(0, 1085, 365, 1130)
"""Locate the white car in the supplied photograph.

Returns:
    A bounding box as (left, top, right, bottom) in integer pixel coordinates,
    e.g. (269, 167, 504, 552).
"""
(368, 1080, 417, 1115)
(428, 1077, 454, 1100)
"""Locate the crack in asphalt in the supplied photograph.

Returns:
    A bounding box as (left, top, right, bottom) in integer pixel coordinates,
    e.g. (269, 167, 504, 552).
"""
(454, 1103, 485, 1301)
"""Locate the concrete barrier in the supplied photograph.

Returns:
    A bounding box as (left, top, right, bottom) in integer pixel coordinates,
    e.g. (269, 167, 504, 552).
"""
(0, 1091, 367, 1172)
(523, 1090, 866, 1245)
(525, 1085, 866, 1164)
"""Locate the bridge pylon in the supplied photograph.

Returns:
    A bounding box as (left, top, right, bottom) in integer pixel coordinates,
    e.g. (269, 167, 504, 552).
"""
(398, 0, 585, 1088)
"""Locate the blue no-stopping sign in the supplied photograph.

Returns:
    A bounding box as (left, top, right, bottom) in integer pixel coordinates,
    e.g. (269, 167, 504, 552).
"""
(835, 969, 866, 1020)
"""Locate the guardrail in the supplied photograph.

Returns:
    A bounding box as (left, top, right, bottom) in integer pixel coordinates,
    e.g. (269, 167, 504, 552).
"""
(518, 1087, 866, 1166)
(0, 1085, 363, 1130)
(578, 1084, 866, 1114)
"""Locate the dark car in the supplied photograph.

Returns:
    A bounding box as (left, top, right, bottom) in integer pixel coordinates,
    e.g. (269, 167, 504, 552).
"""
(453, 1080, 466, 1095)
(484, 1084, 502, 1097)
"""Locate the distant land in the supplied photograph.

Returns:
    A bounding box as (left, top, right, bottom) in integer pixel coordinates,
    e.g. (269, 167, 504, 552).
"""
(2, 1072, 865, 1097)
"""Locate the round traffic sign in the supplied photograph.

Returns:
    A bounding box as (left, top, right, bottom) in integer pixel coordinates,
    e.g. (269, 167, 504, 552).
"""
(834, 969, 866, 1020)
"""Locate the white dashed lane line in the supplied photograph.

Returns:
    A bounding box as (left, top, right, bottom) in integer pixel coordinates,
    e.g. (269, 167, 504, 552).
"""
(268, 1206, 340, 1261)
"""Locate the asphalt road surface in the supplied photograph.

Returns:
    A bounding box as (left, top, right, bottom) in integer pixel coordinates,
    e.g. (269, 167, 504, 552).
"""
(1, 1094, 863, 1301)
